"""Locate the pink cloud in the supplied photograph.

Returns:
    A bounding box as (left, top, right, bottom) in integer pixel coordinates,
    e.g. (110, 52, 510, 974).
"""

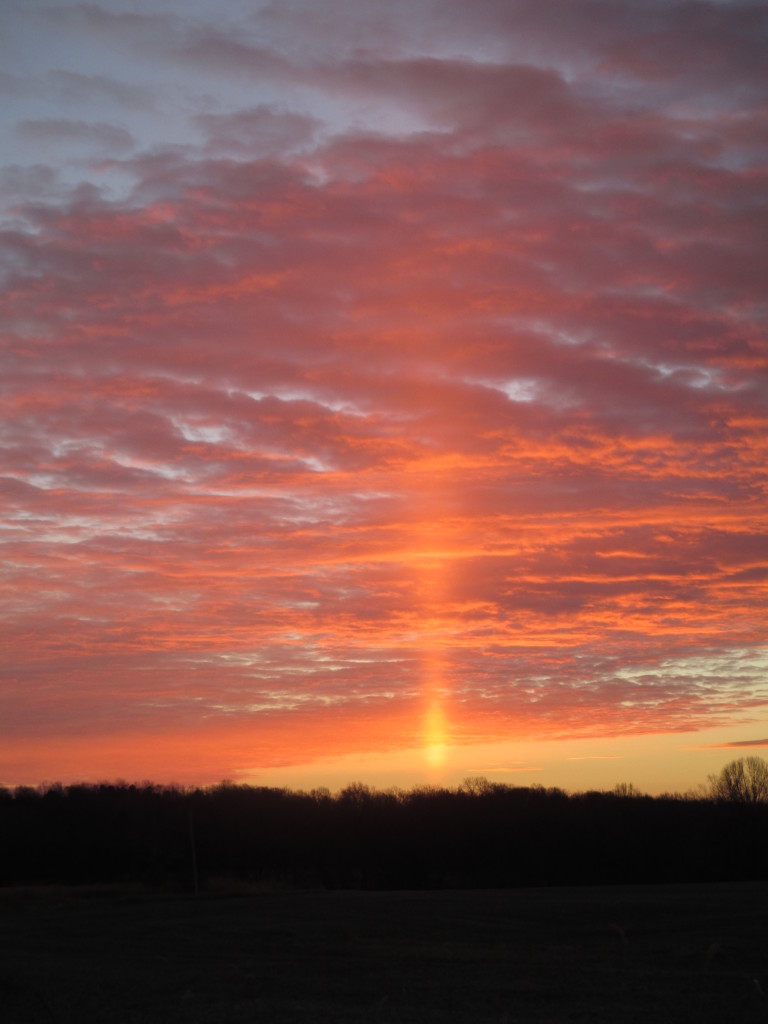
(692, 739, 768, 750)
(1, 0, 767, 784)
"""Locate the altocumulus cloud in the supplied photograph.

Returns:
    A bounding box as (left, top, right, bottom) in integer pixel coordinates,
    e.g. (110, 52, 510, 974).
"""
(0, 0, 767, 783)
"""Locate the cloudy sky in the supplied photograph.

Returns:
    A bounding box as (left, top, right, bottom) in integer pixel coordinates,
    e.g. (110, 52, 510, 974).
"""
(2, 0, 767, 793)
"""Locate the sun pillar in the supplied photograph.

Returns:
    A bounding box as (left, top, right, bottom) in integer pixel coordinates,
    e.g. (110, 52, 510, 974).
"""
(423, 666, 448, 768)
(412, 508, 452, 774)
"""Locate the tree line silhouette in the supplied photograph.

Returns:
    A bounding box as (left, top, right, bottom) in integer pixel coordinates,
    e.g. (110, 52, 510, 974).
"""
(2, 763, 767, 890)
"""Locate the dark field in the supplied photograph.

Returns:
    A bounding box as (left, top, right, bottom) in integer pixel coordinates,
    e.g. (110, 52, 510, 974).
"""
(2, 882, 767, 1023)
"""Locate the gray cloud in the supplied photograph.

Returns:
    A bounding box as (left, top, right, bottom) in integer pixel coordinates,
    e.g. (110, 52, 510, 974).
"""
(15, 117, 135, 152)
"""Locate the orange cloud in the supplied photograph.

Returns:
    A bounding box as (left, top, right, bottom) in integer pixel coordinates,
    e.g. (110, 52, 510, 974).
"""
(1, 0, 767, 789)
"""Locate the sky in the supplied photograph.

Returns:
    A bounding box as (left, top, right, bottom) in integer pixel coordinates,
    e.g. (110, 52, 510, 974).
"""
(1, 0, 767, 795)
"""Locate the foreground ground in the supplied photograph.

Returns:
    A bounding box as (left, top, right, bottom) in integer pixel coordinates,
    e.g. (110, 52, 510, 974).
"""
(1, 881, 767, 1023)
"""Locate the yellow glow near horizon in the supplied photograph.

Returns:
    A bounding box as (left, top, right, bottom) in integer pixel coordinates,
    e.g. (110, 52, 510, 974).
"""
(424, 699, 448, 767)
(235, 720, 768, 797)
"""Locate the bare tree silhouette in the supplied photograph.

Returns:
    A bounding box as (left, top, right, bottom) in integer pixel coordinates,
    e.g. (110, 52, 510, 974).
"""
(708, 757, 768, 803)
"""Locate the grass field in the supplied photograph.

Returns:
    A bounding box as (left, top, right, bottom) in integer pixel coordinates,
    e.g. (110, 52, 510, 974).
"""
(1, 881, 767, 1022)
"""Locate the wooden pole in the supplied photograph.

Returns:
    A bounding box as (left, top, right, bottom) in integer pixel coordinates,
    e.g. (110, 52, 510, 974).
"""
(188, 805, 199, 897)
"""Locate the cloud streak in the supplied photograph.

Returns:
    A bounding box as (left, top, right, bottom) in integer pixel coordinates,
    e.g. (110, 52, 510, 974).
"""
(1, 0, 767, 785)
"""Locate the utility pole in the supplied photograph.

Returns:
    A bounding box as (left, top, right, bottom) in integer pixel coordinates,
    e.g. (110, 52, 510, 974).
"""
(188, 804, 199, 897)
